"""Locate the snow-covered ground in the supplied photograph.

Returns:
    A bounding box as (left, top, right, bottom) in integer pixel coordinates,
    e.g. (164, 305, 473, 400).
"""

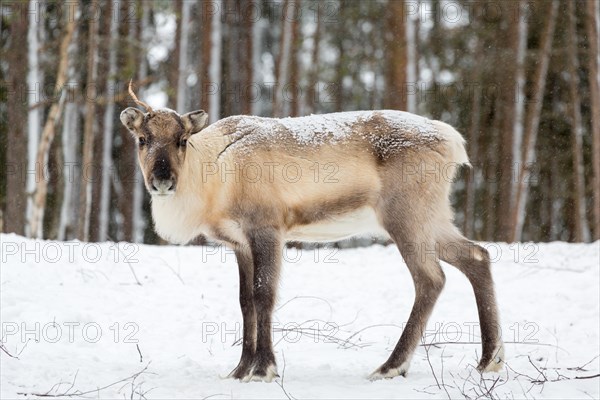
(1, 233, 598, 399)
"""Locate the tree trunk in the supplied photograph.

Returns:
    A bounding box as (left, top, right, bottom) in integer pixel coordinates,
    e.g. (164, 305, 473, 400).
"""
(333, 25, 344, 112)
(485, 109, 501, 240)
(251, 4, 264, 115)
(98, 0, 121, 242)
(198, 0, 213, 113)
(585, 0, 600, 241)
(566, 0, 591, 242)
(509, 0, 558, 242)
(25, 0, 44, 236)
(463, 2, 483, 239)
(208, 0, 222, 122)
(168, 0, 183, 107)
(222, 0, 252, 116)
(464, 43, 482, 239)
(512, 0, 528, 200)
(4, 3, 29, 235)
(30, 2, 78, 238)
(384, 0, 407, 110)
(118, 0, 139, 242)
(405, 7, 417, 113)
(77, 0, 99, 241)
(132, 1, 151, 243)
(307, 5, 321, 114)
(549, 161, 563, 240)
(289, 1, 300, 117)
(274, 0, 293, 117)
(57, 86, 80, 241)
(242, 1, 254, 115)
(57, 9, 81, 241)
(89, 9, 113, 242)
(177, 0, 192, 113)
(499, 0, 528, 241)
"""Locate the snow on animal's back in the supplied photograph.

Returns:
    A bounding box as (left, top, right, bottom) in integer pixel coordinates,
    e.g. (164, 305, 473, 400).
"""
(212, 110, 449, 159)
(203, 110, 468, 172)
(276, 110, 439, 145)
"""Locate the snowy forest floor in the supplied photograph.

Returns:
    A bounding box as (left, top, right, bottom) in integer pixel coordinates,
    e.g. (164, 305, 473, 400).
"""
(1, 234, 599, 399)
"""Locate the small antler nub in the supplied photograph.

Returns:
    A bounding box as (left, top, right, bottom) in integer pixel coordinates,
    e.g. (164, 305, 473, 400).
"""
(128, 79, 154, 114)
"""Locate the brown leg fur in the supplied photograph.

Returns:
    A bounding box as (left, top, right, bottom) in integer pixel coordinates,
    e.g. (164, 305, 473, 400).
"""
(226, 249, 257, 379)
(370, 219, 446, 379)
(437, 235, 504, 372)
(241, 227, 281, 382)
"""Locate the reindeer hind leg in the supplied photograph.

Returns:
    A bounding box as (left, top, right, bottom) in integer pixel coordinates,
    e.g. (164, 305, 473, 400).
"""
(369, 215, 446, 380)
(437, 232, 504, 372)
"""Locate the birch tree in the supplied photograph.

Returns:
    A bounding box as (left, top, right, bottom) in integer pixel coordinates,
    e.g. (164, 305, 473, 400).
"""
(511, 0, 528, 200)
(499, 0, 528, 241)
(509, 0, 558, 242)
(57, 7, 81, 241)
(25, 0, 44, 236)
(29, 1, 78, 238)
(57, 88, 80, 240)
(208, 0, 222, 122)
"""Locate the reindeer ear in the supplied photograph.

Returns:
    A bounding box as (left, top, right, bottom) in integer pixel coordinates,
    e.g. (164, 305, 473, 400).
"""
(120, 107, 145, 135)
(181, 110, 208, 135)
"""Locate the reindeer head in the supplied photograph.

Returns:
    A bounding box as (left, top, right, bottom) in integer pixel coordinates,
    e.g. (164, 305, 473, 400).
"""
(120, 82, 208, 196)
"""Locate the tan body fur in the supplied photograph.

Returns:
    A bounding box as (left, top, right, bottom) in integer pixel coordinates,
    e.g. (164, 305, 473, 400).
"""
(152, 112, 464, 247)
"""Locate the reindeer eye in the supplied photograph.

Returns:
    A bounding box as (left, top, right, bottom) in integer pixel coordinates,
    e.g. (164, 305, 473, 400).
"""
(138, 137, 146, 146)
(179, 139, 187, 147)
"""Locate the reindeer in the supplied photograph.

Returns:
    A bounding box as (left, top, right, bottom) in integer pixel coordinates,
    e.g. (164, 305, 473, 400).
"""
(120, 82, 504, 382)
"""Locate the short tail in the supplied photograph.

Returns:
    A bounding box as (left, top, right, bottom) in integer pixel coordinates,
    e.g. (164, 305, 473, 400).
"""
(431, 120, 470, 180)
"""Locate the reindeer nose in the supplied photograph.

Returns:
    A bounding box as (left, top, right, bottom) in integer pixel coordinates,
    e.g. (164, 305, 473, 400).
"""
(150, 156, 176, 195)
(151, 176, 175, 195)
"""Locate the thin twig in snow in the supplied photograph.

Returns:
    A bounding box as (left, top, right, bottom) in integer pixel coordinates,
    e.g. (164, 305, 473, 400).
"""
(136, 344, 143, 363)
(107, 237, 142, 286)
(567, 355, 599, 372)
(0, 342, 18, 359)
(440, 347, 451, 400)
(275, 351, 294, 400)
(338, 323, 402, 349)
(16, 362, 152, 398)
(158, 256, 185, 285)
(201, 393, 231, 400)
(17, 338, 32, 356)
(575, 373, 600, 379)
(423, 334, 441, 390)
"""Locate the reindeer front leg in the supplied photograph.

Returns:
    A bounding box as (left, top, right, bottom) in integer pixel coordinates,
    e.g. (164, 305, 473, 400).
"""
(226, 248, 256, 379)
(241, 227, 282, 382)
